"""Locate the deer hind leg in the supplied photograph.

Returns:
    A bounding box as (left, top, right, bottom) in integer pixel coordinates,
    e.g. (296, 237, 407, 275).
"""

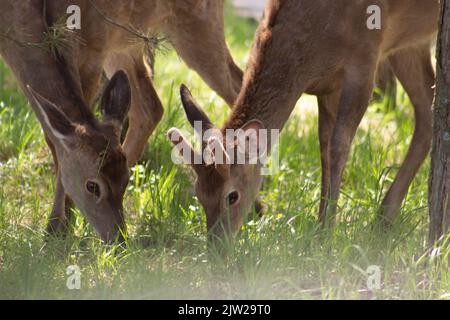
(317, 91, 340, 223)
(104, 49, 164, 167)
(166, 2, 243, 106)
(325, 61, 377, 227)
(379, 46, 434, 227)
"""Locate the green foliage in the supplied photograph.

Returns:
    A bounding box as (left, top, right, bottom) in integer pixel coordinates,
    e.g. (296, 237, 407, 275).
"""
(0, 11, 448, 300)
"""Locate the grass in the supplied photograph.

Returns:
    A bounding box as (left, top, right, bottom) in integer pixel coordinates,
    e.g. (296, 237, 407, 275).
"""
(0, 8, 449, 300)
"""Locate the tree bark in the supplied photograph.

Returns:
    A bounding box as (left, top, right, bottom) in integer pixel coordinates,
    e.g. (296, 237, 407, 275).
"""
(429, 0, 450, 245)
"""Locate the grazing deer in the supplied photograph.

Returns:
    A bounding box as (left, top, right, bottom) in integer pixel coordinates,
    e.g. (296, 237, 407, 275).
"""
(0, 0, 242, 242)
(169, 0, 439, 237)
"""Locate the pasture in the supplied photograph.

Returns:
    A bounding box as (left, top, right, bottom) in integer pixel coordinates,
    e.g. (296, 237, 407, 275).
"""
(0, 6, 449, 299)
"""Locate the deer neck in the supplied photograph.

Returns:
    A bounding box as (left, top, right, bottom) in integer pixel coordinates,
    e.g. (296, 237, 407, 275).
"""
(222, 3, 307, 133)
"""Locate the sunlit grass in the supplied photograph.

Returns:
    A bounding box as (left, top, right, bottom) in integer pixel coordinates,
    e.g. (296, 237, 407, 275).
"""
(0, 7, 449, 300)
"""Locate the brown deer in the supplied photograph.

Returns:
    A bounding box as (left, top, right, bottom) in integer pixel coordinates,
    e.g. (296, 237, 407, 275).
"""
(169, 0, 439, 237)
(0, 0, 242, 242)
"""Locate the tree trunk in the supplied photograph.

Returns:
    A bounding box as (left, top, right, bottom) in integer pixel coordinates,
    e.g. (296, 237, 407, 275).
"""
(429, 0, 450, 245)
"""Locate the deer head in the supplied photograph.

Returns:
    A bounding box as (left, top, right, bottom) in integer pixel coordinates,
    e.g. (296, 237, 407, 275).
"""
(27, 71, 131, 243)
(168, 85, 265, 239)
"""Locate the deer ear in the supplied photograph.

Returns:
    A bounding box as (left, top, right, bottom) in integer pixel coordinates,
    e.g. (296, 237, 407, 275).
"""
(101, 70, 131, 125)
(180, 84, 213, 131)
(27, 85, 75, 147)
(241, 119, 264, 133)
(236, 120, 266, 163)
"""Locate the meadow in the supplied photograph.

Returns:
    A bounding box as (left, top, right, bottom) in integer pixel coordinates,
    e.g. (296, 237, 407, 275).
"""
(0, 7, 449, 300)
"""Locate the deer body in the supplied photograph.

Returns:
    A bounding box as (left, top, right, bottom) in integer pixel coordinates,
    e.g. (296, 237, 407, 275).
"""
(171, 0, 439, 236)
(0, 0, 242, 242)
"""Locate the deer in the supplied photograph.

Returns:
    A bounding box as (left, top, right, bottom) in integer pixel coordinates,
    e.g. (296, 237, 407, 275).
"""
(0, 0, 243, 242)
(168, 0, 439, 238)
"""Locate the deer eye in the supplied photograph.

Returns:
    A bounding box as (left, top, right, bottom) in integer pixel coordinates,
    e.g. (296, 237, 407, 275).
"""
(227, 191, 240, 206)
(86, 181, 101, 198)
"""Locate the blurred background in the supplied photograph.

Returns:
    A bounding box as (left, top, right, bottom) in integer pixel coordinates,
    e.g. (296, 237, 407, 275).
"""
(232, 0, 266, 19)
